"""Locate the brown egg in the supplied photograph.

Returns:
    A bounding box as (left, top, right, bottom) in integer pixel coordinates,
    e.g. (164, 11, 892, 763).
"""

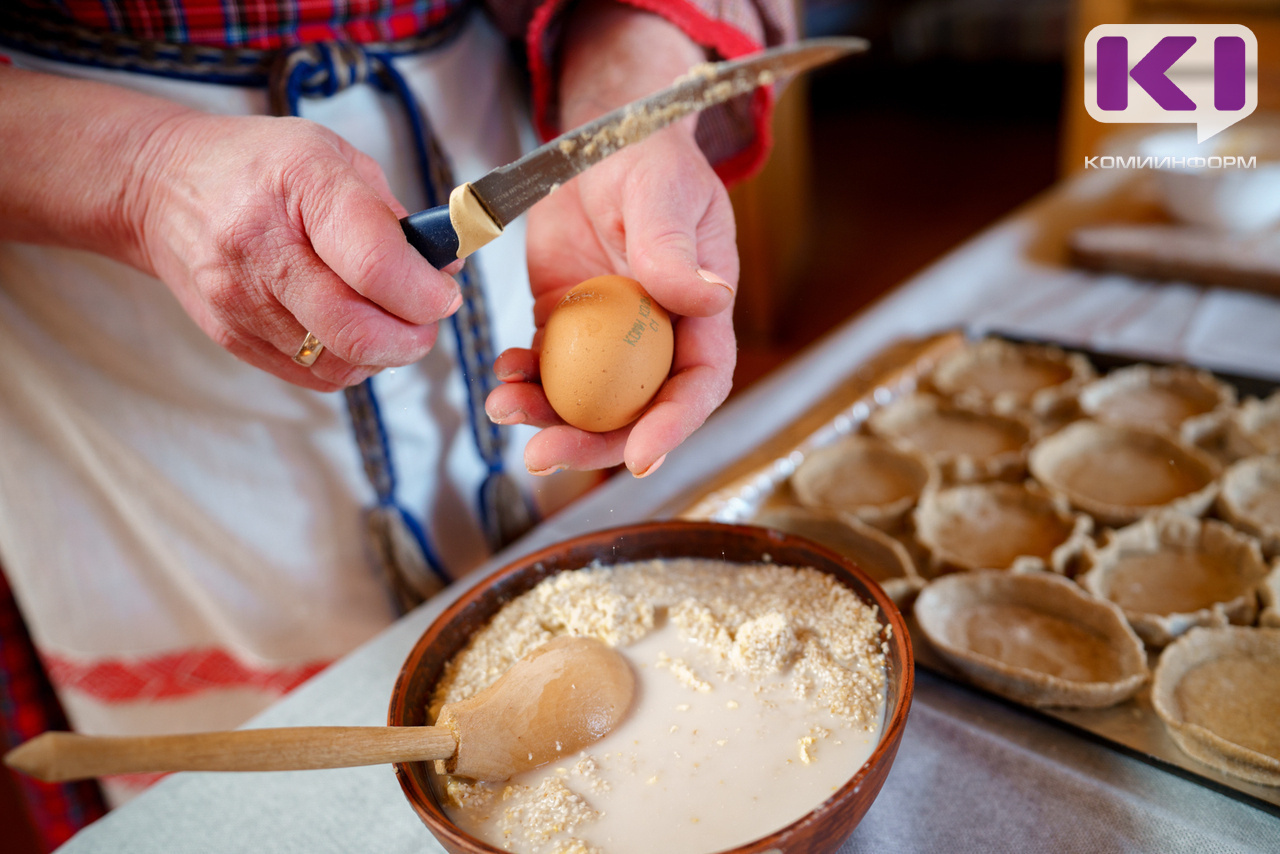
(540, 275, 674, 432)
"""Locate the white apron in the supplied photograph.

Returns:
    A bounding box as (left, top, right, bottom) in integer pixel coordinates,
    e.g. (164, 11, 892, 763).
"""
(0, 13, 568, 804)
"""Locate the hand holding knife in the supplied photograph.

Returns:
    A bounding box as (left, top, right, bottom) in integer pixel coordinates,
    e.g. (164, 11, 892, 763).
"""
(294, 37, 864, 369)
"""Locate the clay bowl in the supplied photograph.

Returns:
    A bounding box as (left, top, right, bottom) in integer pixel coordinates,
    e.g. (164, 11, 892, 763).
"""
(388, 519, 914, 854)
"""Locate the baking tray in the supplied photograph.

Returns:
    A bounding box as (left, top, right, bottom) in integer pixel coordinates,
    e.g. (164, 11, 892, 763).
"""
(663, 329, 1280, 816)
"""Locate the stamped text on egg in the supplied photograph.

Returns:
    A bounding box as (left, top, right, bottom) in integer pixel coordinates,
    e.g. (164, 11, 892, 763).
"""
(624, 297, 661, 347)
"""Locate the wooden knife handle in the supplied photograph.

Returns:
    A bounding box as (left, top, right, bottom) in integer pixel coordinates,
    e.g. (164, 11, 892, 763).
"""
(4, 726, 457, 782)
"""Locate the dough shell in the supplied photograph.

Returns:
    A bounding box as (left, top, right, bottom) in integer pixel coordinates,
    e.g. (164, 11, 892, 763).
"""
(1028, 420, 1219, 527)
(913, 481, 1091, 576)
(1223, 391, 1280, 460)
(1260, 563, 1280, 629)
(1078, 364, 1235, 436)
(914, 571, 1149, 708)
(753, 505, 924, 606)
(1217, 455, 1280, 558)
(1151, 626, 1280, 787)
(790, 435, 938, 529)
(928, 337, 1095, 418)
(866, 393, 1035, 484)
(1080, 513, 1268, 647)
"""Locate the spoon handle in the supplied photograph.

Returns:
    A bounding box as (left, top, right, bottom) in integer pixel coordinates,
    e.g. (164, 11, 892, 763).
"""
(4, 726, 457, 782)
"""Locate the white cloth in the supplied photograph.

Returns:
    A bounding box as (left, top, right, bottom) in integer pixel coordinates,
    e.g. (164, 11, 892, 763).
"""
(0, 14, 554, 802)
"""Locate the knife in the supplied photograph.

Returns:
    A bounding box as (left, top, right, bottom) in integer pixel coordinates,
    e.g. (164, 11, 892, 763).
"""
(399, 36, 868, 268)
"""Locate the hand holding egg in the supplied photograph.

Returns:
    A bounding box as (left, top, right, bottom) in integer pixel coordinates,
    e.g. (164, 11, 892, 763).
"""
(485, 86, 739, 479)
(483, 0, 741, 478)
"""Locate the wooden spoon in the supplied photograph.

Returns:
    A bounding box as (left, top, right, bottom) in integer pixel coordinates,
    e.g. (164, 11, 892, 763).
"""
(4, 635, 633, 783)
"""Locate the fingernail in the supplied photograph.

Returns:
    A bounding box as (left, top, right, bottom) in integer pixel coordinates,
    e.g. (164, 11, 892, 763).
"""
(696, 268, 733, 293)
(487, 406, 526, 425)
(528, 463, 567, 476)
(494, 366, 531, 383)
(446, 292, 463, 316)
(629, 453, 667, 478)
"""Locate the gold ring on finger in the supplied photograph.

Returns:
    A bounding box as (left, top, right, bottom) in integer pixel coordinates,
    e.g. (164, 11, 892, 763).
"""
(292, 331, 324, 367)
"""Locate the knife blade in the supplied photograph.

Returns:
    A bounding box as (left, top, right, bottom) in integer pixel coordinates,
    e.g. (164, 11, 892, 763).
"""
(399, 36, 868, 268)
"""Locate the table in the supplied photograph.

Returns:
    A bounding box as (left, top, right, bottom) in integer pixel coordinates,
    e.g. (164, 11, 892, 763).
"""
(58, 169, 1280, 852)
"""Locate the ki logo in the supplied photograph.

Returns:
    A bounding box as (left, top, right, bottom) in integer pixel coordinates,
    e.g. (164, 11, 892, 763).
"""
(1084, 25, 1257, 142)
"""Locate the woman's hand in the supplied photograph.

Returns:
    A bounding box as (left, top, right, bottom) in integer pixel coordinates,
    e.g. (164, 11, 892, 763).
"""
(485, 1, 740, 477)
(0, 66, 461, 392)
(132, 113, 461, 391)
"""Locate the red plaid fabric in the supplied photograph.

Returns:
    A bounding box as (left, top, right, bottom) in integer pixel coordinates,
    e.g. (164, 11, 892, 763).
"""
(0, 569, 108, 852)
(14, 0, 468, 47)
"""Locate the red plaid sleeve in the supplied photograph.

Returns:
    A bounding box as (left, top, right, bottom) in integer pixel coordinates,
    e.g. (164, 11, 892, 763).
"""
(0, 569, 108, 851)
(489, 0, 797, 186)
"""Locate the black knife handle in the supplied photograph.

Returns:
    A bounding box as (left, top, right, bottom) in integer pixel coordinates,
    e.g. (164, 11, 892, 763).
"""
(400, 205, 460, 269)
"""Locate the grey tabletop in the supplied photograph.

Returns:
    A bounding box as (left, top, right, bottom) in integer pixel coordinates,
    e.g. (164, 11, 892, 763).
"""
(58, 170, 1280, 852)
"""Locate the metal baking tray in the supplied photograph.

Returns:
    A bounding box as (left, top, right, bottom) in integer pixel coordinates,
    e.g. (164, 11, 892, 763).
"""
(663, 329, 1280, 816)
